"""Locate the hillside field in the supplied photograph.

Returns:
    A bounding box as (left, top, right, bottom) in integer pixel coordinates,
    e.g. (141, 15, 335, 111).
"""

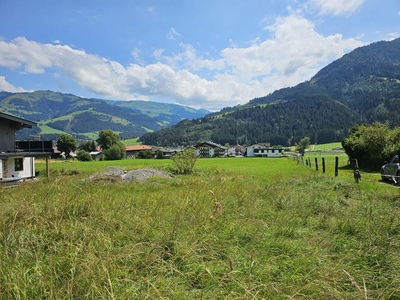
(1, 156, 399, 299)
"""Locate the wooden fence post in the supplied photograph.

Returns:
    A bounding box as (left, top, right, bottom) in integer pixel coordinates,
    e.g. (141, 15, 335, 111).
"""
(322, 157, 325, 173)
(352, 159, 359, 170)
(315, 157, 318, 171)
(335, 156, 339, 177)
(352, 159, 361, 183)
(45, 157, 50, 178)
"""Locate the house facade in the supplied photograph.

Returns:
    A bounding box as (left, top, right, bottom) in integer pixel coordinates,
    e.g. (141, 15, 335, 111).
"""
(246, 143, 283, 157)
(227, 144, 246, 156)
(152, 147, 183, 159)
(195, 141, 227, 158)
(0, 112, 51, 183)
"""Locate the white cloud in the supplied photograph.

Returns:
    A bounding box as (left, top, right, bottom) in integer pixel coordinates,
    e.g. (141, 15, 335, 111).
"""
(166, 27, 181, 40)
(229, 39, 237, 48)
(0, 14, 365, 110)
(0, 76, 31, 92)
(131, 47, 145, 66)
(386, 32, 400, 41)
(309, 0, 364, 16)
(153, 48, 164, 60)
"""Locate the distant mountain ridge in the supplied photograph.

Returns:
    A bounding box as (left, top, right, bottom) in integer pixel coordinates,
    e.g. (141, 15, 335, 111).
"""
(0, 90, 210, 141)
(140, 38, 400, 146)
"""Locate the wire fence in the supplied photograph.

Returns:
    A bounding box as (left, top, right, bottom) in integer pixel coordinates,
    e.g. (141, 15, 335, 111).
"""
(286, 153, 400, 185)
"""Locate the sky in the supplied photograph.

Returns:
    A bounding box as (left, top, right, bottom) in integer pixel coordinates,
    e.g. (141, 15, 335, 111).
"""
(0, 0, 399, 111)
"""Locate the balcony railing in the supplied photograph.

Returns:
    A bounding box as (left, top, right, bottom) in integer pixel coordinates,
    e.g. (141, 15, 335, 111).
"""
(15, 140, 54, 153)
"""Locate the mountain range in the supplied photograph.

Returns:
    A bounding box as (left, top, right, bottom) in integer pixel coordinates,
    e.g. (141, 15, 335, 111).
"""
(140, 38, 400, 146)
(0, 90, 209, 141)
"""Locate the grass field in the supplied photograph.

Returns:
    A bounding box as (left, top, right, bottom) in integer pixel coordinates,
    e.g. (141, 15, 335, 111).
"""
(1, 156, 399, 299)
(122, 137, 141, 146)
(311, 142, 343, 151)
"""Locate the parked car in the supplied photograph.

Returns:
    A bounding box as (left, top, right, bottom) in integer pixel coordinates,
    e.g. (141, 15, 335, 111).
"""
(381, 155, 400, 183)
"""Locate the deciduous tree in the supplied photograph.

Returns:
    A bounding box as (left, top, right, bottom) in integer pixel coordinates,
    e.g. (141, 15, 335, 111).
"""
(295, 137, 310, 156)
(57, 134, 77, 157)
(79, 140, 97, 152)
(97, 129, 120, 150)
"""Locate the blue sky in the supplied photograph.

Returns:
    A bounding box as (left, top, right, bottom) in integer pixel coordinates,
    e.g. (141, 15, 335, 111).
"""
(0, 0, 399, 111)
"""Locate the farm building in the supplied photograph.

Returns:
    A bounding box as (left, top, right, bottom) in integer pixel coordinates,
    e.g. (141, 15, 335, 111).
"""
(125, 145, 152, 158)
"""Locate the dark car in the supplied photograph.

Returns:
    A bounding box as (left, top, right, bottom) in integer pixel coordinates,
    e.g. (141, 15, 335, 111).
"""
(381, 155, 400, 183)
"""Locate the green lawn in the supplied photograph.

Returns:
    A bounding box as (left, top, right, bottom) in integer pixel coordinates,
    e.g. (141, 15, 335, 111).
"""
(311, 142, 343, 151)
(1, 156, 399, 299)
(121, 137, 141, 146)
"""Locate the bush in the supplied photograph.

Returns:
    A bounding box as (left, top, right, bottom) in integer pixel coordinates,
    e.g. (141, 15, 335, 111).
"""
(137, 150, 153, 159)
(342, 122, 400, 168)
(76, 150, 92, 162)
(171, 148, 197, 174)
(103, 142, 126, 160)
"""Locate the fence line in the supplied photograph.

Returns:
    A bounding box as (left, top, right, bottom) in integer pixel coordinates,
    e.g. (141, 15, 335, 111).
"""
(286, 154, 341, 177)
(286, 154, 400, 185)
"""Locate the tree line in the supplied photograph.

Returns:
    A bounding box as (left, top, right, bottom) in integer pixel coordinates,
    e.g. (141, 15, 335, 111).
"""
(57, 129, 126, 161)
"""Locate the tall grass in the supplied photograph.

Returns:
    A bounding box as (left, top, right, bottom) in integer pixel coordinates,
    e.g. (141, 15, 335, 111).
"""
(1, 157, 399, 299)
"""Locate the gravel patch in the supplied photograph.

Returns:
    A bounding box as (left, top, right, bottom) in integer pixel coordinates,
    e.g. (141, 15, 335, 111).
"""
(86, 166, 173, 183)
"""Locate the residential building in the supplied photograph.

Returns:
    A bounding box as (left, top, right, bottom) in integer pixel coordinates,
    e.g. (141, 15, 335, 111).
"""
(195, 141, 227, 158)
(152, 147, 183, 159)
(0, 112, 52, 183)
(227, 144, 246, 156)
(246, 143, 283, 157)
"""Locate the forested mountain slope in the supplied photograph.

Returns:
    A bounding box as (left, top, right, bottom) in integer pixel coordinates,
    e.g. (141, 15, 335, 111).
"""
(249, 38, 400, 124)
(140, 96, 361, 146)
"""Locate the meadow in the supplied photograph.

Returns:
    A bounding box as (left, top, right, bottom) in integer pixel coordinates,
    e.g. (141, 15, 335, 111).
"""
(1, 155, 399, 299)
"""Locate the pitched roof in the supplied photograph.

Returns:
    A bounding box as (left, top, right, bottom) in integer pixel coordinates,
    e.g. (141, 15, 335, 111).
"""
(195, 141, 227, 149)
(247, 142, 271, 147)
(125, 145, 152, 151)
(0, 111, 36, 130)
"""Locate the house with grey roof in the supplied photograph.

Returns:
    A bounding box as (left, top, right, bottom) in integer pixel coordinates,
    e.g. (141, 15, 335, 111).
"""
(0, 112, 52, 184)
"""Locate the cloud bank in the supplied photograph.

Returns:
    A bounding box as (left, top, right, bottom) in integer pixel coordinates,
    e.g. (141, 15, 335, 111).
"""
(0, 12, 364, 110)
(309, 0, 364, 16)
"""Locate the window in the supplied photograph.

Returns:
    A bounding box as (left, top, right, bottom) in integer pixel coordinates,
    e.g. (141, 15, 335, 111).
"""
(15, 158, 23, 171)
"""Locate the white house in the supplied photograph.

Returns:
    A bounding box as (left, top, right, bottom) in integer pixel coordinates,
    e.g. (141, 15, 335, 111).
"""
(246, 143, 283, 157)
(0, 112, 52, 184)
(194, 141, 227, 158)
